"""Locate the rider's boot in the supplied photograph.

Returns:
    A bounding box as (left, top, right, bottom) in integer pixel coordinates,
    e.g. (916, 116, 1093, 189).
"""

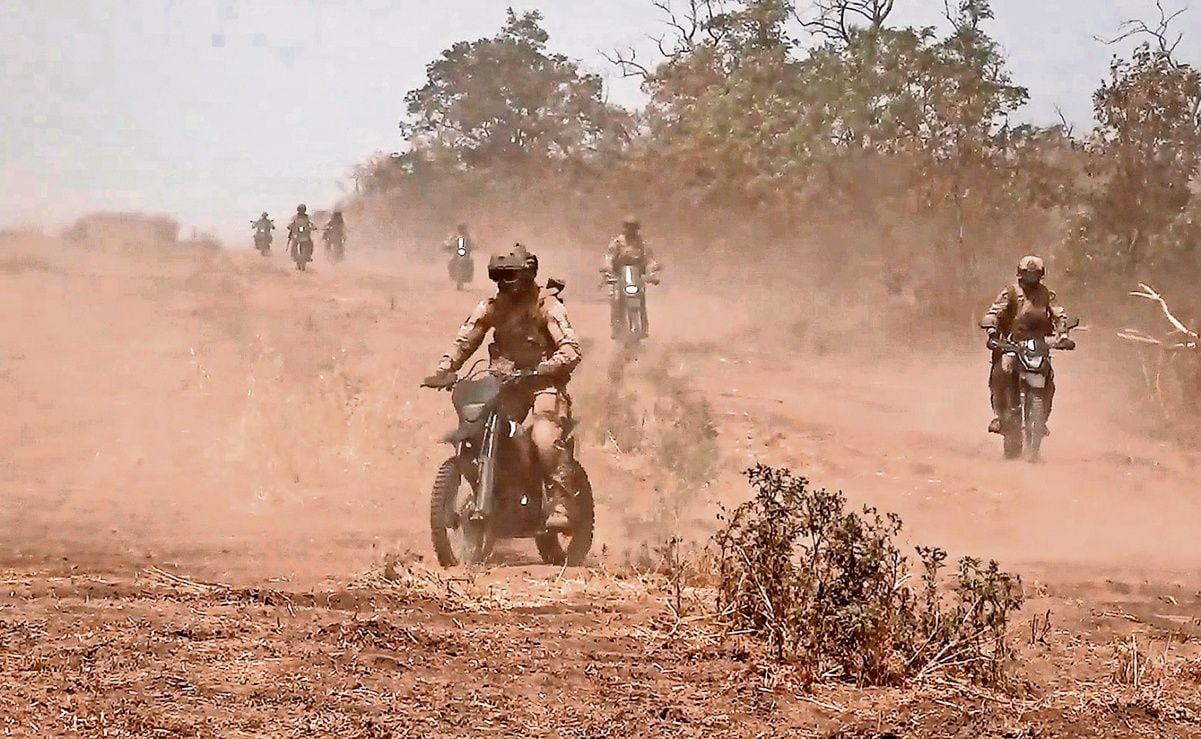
(544, 462, 576, 530)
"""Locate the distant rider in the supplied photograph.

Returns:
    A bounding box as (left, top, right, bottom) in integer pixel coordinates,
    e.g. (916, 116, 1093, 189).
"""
(980, 255, 1071, 435)
(323, 210, 346, 254)
(288, 204, 316, 258)
(252, 212, 274, 249)
(442, 222, 475, 256)
(602, 216, 661, 338)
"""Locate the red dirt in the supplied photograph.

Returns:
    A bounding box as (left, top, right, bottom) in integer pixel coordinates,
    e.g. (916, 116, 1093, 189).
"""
(1, 234, 1200, 737)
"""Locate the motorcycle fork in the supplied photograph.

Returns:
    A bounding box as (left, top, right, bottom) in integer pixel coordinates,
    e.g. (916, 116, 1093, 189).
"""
(472, 413, 501, 522)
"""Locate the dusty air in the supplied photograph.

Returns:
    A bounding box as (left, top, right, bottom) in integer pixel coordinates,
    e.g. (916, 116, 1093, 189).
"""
(3, 1, 1201, 735)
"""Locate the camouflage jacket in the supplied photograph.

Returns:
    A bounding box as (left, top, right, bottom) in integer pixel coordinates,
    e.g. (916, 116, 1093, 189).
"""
(288, 215, 316, 241)
(603, 234, 660, 275)
(981, 282, 1067, 340)
(436, 286, 582, 380)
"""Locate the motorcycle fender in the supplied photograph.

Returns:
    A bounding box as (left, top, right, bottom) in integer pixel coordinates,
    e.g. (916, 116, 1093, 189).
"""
(1023, 372, 1047, 389)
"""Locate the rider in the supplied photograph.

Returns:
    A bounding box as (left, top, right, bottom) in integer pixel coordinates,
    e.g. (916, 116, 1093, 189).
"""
(324, 210, 345, 247)
(980, 255, 1071, 435)
(253, 212, 274, 234)
(289, 204, 315, 237)
(602, 216, 661, 338)
(422, 243, 582, 518)
(442, 222, 474, 256)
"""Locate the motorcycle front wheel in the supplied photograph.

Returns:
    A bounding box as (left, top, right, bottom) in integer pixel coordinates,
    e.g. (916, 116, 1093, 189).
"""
(430, 457, 492, 567)
(535, 462, 595, 567)
(1025, 393, 1047, 462)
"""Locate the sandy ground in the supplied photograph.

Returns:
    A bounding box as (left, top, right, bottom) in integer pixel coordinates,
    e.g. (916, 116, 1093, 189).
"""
(1, 233, 1200, 737)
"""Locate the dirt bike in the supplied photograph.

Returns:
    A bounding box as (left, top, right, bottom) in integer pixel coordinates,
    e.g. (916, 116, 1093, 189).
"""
(991, 317, 1079, 461)
(289, 223, 315, 271)
(252, 226, 272, 256)
(323, 229, 345, 263)
(426, 362, 594, 567)
(606, 263, 656, 345)
(447, 237, 474, 290)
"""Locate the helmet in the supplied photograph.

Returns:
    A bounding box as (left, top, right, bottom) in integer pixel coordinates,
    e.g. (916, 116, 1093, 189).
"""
(622, 215, 640, 231)
(1017, 255, 1045, 287)
(296, 204, 307, 214)
(333, 210, 342, 217)
(261, 212, 268, 218)
(1017, 255, 1045, 274)
(487, 242, 539, 282)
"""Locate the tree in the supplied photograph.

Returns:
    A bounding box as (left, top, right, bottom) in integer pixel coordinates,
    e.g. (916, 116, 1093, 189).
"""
(400, 9, 629, 174)
(1070, 5, 1201, 281)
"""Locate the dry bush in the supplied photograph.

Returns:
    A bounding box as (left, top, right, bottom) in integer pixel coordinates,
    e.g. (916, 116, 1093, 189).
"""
(715, 464, 1023, 688)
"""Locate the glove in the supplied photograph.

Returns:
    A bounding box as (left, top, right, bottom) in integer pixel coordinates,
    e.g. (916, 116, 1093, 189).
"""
(1054, 336, 1076, 351)
(421, 371, 456, 390)
(646, 275, 661, 285)
(985, 330, 999, 351)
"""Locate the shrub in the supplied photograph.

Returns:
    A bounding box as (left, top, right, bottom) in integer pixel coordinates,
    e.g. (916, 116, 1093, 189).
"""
(715, 465, 1023, 687)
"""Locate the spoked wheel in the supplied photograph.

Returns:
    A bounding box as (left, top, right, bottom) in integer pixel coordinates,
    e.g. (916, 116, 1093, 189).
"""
(1025, 393, 1047, 462)
(535, 462, 595, 567)
(430, 457, 493, 566)
(1002, 410, 1023, 460)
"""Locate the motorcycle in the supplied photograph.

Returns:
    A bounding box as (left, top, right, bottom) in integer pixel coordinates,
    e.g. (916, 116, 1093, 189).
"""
(427, 361, 594, 567)
(252, 224, 272, 256)
(448, 237, 474, 290)
(323, 227, 345, 263)
(289, 222, 315, 271)
(606, 263, 656, 345)
(991, 316, 1079, 461)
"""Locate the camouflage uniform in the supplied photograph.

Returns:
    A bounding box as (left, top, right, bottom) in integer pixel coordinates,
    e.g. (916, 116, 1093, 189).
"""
(436, 285, 582, 485)
(604, 232, 660, 336)
(980, 280, 1069, 423)
(288, 214, 316, 240)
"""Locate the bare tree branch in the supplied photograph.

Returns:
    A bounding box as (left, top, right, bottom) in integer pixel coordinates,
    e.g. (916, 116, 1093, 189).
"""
(1096, 0, 1188, 60)
(1130, 283, 1200, 347)
(600, 46, 653, 81)
(1053, 105, 1075, 139)
(600, 0, 728, 79)
(799, 0, 896, 44)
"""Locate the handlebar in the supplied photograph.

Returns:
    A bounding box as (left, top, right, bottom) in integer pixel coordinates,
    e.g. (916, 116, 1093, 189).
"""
(991, 335, 1077, 353)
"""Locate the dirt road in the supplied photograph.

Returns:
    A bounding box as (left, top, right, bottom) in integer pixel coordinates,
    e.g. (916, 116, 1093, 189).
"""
(1, 235, 1199, 736)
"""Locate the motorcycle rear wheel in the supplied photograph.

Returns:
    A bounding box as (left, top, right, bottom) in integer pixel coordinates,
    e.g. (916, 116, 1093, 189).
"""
(535, 462, 595, 567)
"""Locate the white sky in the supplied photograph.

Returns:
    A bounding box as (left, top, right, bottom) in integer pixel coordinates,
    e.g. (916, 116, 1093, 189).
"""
(1, 0, 1198, 238)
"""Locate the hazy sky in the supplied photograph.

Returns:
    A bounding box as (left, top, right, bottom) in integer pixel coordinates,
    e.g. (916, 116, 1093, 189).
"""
(2, 0, 1198, 238)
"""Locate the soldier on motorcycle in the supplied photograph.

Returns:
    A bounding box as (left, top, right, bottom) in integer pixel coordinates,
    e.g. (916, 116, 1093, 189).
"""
(603, 216, 661, 339)
(253, 212, 274, 234)
(981, 255, 1072, 435)
(422, 243, 582, 522)
(324, 210, 344, 238)
(323, 210, 346, 256)
(442, 222, 475, 255)
(252, 212, 274, 252)
(288, 204, 315, 239)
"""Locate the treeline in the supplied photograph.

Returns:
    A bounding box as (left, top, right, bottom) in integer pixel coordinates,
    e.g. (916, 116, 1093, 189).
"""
(354, 1, 1200, 313)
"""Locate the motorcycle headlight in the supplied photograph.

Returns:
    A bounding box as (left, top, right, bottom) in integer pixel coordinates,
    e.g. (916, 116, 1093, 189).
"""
(457, 248, 467, 256)
(1025, 355, 1044, 369)
(623, 284, 640, 296)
